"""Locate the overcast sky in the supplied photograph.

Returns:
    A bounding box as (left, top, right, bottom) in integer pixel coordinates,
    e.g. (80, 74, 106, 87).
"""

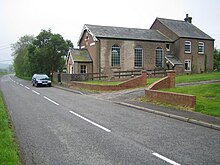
(0, 0, 220, 64)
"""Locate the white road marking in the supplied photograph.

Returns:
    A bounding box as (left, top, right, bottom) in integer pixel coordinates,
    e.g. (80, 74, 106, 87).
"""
(25, 86, 30, 90)
(152, 152, 181, 165)
(32, 90, 40, 95)
(69, 110, 111, 133)
(43, 96, 59, 106)
(16, 82, 19, 85)
(20, 84, 24, 87)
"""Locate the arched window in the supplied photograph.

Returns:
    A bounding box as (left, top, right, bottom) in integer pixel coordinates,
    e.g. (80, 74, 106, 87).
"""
(134, 46, 143, 68)
(111, 45, 120, 67)
(155, 47, 163, 67)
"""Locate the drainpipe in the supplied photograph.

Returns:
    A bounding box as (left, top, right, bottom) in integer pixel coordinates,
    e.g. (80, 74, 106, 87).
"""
(98, 40, 101, 79)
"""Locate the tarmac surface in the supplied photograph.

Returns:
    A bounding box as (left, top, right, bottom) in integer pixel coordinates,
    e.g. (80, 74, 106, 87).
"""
(55, 80, 220, 131)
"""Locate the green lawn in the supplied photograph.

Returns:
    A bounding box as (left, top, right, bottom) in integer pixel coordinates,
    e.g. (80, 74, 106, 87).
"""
(84, 80, 121, 85)
(0, 92, 20, 165)
(175, 72, 220, 83)
(147, 71, 220, 85)
(163, 83, 220, 117)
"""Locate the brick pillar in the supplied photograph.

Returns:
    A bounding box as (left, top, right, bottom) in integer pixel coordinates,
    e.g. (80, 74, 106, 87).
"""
(141, 70, 147, 85)
(166, 70, 176, 88)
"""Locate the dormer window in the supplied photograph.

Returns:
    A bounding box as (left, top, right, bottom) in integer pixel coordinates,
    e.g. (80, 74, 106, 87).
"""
(185, 41, 191, 53)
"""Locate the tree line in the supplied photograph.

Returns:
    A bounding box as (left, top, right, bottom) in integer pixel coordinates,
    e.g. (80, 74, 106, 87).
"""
(11, 29, 73, 78)
(214, 48, 220, 71)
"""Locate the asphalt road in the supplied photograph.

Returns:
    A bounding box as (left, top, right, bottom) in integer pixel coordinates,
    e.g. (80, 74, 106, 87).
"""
(1, 74, 220, 165)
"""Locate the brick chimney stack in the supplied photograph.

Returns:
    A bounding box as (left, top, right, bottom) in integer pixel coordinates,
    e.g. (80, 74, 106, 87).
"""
(184, 14, 192, 23)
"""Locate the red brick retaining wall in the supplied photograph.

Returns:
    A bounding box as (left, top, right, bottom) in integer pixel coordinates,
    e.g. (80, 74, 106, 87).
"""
(145, 71, 196, 108)
(69, 71, 147, 91)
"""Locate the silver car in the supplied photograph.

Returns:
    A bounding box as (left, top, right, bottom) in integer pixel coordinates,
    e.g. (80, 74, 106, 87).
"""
(32, 74, 52, 87)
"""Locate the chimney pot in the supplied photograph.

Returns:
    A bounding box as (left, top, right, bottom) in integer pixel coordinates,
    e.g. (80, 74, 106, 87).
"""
(184, 14, 192, 23)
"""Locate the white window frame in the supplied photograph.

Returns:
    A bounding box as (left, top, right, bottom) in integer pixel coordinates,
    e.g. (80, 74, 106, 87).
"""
(198, 42, 204, 54)
(185, 41, 191, 53)
(184, 59, 191, 71)
(155, 47, 163, 67)
(111, 45, 120, 67)
(134, 47, 143, 68)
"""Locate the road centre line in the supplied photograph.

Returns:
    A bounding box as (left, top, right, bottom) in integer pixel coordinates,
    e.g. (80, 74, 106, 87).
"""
(43, 96, 59, 106)
(20, 84, 24, 87)
(152, 152, 181, 165)
(32, 90, 40, 95)
(25, 86, 30, 90)
(69, 110, 111, 133)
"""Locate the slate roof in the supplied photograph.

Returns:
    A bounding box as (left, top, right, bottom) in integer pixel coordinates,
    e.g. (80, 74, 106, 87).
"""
(156, 18, 214, 40)
(84, 24, 172, 42)
(165, 55, 183, 66)
(69, 49, 92, 62)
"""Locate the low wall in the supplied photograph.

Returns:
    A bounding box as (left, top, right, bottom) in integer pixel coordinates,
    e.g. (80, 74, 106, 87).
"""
(145, 70, 196, 108)
(69, 71, 147, 91)
(145, 90, 196, 108)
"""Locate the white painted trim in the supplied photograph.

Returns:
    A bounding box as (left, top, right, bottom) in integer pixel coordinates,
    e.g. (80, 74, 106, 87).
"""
(90, 42, 95, 46)
(77, 25, 98, 46)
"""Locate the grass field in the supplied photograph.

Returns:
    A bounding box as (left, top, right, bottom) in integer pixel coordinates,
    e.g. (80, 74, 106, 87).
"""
(0, 92, 20, 165)
(147, 71, 220, 85)
(163, 83, 220, 117)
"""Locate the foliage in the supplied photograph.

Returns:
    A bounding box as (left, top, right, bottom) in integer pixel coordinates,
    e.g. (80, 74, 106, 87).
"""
(12, 35, 35, 77)
(0, 92, 21, 164)
(214, 48, 220, 70)
(12, 30, 73, 78)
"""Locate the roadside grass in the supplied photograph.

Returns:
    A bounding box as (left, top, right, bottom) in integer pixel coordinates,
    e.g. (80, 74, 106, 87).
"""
(0, 92, 21, 165)
(0, 72, 8, 75)
(16, 75, 31, 81)
(162, 83, 220, 117)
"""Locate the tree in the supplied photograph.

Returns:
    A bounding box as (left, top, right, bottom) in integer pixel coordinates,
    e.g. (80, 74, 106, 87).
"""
(29, 29, 72, 76)
(11, 35, 35, 77)
(214, 48, 220, 71)
(11, 30, 73, 78)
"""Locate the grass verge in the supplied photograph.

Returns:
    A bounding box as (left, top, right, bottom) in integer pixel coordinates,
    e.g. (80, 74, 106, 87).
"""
(162, 83, 220, 117)
(0, 92, 21, 165)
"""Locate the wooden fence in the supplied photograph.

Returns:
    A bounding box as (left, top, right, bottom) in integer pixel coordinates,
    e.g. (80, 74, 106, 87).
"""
(113, 70, 142, 78)
(71, 73, 107, 81)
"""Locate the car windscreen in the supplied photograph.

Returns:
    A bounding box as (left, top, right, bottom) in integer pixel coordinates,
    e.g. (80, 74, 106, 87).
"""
(36, 75, 49, 80)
